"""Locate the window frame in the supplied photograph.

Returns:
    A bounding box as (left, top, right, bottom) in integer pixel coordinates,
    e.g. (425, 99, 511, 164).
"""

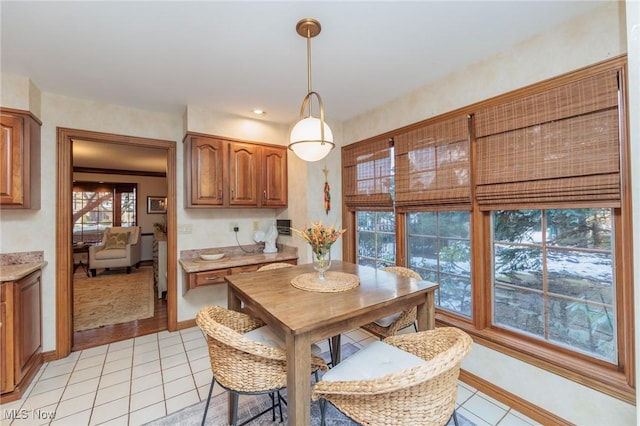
(72, 181, 138, 243)
(341, 56, 634, 403)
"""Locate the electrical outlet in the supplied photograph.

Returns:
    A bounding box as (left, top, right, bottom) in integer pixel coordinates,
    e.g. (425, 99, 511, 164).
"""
(178, 224, 193, 234)
(229, 222, 239, 232)
(233, 226, 239, 232)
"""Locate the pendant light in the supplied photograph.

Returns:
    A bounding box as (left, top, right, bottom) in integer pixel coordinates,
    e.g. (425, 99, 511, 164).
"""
(288, 18, 335, 162)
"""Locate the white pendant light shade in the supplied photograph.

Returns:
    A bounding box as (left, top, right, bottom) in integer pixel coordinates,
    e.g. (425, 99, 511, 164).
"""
(289, 117, 334, 162)
(288, 18, 335, 162)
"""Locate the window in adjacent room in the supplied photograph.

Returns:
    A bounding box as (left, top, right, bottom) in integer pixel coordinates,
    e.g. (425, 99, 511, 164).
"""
(72, 182, 137, 243)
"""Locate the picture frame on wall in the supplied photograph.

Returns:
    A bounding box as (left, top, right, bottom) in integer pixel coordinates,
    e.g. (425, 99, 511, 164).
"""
(147, 196, 167, 214)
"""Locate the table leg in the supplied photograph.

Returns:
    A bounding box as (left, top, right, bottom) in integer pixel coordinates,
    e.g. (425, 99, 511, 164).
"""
(416, 291, 436, 331)
(285, 332, 311, 425)
(226, 287, 242, 423)
(330, 334, 341, 366)
(227, 287, 241, 312)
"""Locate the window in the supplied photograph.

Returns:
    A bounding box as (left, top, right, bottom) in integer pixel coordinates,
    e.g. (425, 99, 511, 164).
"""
(356, 211, 395, 269)
(72, 182, 137, 243)
(492, 208, 615, 362)
(408, 211, 472, 317)
(341, 58, 633, 400)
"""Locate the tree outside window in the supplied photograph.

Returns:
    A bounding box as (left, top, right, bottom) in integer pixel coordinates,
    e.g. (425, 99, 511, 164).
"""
(492, 208, 615, 362)
(407, 211, 472, 317)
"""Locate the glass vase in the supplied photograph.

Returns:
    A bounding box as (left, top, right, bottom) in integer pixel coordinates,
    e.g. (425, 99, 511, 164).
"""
(312, 249, 331, 280)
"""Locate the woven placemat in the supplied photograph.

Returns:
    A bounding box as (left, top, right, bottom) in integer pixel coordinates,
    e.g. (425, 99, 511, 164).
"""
(291, 271, 360, 293)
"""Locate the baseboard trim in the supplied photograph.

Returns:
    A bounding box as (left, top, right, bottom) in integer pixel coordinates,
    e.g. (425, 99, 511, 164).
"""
(177, 318, 196, 330)
(459, 370, 574, 426)
(42, 349, 57, 362)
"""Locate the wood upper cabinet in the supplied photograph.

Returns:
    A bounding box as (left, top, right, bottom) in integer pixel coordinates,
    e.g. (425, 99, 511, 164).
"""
(0, 108, 41, 209)
(229, 142, 259, 206)
(184, 134, 227, 207)
(262, 146, 288, 207)
(184, 132, 287, 208)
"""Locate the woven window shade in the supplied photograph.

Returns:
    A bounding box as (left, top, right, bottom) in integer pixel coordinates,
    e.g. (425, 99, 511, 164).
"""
(395, 115, 471, 211)
(343, 137, 393, 210)
(475, 69, 621, 210)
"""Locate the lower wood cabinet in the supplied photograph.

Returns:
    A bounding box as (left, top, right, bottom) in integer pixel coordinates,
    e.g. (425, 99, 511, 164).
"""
(1, 269, 43, 401)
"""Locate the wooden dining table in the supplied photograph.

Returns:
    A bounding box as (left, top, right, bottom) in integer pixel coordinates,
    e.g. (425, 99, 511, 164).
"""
(225, 260, 439, 425)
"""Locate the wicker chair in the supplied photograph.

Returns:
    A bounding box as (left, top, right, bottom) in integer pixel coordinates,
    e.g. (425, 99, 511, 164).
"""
(256, 262, 294, 271)
(361, 266, 422, 339)
(196, 306, 328, 426)
(312, 327, 473, 426)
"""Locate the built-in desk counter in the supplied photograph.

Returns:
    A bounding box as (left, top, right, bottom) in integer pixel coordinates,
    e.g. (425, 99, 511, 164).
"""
(179, 244, 298, 291)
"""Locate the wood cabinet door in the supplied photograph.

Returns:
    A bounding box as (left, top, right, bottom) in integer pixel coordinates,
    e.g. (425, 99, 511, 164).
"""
(229, 142, 259, 206)
(14, 271, 41, 383)
(0, 283, 15, 393)
(0, 112, 25, 206)
(261, 146, 288, 207)
(189, 136, 226, 206)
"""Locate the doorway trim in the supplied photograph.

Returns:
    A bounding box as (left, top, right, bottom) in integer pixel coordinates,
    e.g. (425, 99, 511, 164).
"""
(56, 127, 177, 358)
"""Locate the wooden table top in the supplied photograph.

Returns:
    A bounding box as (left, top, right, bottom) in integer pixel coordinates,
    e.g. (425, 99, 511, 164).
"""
(225, 260, 439, 339)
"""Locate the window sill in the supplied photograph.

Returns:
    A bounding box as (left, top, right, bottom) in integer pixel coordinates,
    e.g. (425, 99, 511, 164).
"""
(437, 315, 635, 405)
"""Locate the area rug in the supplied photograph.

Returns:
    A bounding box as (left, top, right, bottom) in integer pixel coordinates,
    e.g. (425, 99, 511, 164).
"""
(143, 343, 476, 426)
(73, 266, 154, 331)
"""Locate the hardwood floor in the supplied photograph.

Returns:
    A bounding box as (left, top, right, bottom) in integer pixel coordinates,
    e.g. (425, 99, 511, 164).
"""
(72, 266, 168, 352)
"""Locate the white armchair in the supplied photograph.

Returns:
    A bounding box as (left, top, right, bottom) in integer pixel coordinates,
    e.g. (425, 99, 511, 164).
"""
(89, 226, 142, 276)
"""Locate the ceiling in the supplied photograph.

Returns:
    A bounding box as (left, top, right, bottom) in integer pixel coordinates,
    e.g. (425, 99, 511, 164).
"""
(1, 1, 607, 172)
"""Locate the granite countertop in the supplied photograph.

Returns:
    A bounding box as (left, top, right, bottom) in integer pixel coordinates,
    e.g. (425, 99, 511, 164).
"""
(0, 251, 47, 281)
(180, 244, 298, 274)
(0, 262, 48, 281)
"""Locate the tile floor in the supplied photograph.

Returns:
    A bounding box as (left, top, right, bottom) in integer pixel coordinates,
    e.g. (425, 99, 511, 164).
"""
(0, 327, 542, 426)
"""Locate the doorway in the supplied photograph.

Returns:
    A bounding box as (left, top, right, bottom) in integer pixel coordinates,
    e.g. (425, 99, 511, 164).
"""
(56, 127, 177, 359)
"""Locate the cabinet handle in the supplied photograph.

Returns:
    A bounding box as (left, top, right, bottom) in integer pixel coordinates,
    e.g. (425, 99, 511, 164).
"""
(263, 190, 266, 200)
(218, 189, 222, 199)
(205, 277, 220, 281)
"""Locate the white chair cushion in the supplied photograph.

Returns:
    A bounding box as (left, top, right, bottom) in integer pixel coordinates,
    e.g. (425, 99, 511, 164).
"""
(321, 340, 425, 382)
(374, 312, 402, 327)
(244, 325, 285, 348)
(243, 325, 322, 355)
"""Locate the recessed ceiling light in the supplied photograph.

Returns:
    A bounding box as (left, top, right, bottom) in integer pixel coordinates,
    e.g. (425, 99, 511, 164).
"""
(252, 109, 267, 116)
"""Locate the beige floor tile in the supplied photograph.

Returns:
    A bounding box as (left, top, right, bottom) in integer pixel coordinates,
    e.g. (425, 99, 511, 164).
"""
(98, 368, 131, 389)
(61, 377, 100, 401)
(132, 360, 161, 379)
(68, 365, 103, 385)
(165, 389, 199, 415)
(163, 376, 195, 399)
(89, 396, 129, 426)
(102, 357, 132, 375)
(51, 408, 91, 425)
(94, 381, 131, 406)
(128, 401, 166, 426)
(161, 363, 191, 383)
(130, 385, 164, 412)
(131, 371, 163, 394)
(55, 392, 96, 420)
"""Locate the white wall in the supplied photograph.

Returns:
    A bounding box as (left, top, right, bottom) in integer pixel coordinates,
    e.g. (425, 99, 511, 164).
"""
(341, 2, 636, 425)
(625, 0, 640, 423)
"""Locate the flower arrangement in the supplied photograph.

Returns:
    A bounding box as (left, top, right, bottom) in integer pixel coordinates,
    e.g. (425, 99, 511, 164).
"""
(292, 221, 346, 256)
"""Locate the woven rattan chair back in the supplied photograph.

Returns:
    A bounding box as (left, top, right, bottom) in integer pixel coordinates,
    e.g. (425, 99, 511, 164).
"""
(312, 327, 473, 426)
(256, 262, 294, 271)
(361, 266, 422, 339)
(196, 306, 328, 425)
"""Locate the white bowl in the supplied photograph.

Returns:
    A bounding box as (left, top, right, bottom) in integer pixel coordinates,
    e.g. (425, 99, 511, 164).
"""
(200, 252, 225, 261)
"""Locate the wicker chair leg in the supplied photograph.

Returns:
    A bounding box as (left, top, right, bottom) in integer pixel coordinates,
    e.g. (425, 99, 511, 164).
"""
(201, 378, 215, 426)
(319, 399, 327, 426)
(269, 393, 276, 421)
(277, 391, 284, 422)
(452, 409, 460, 426)
(231, 391, 239, 426)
